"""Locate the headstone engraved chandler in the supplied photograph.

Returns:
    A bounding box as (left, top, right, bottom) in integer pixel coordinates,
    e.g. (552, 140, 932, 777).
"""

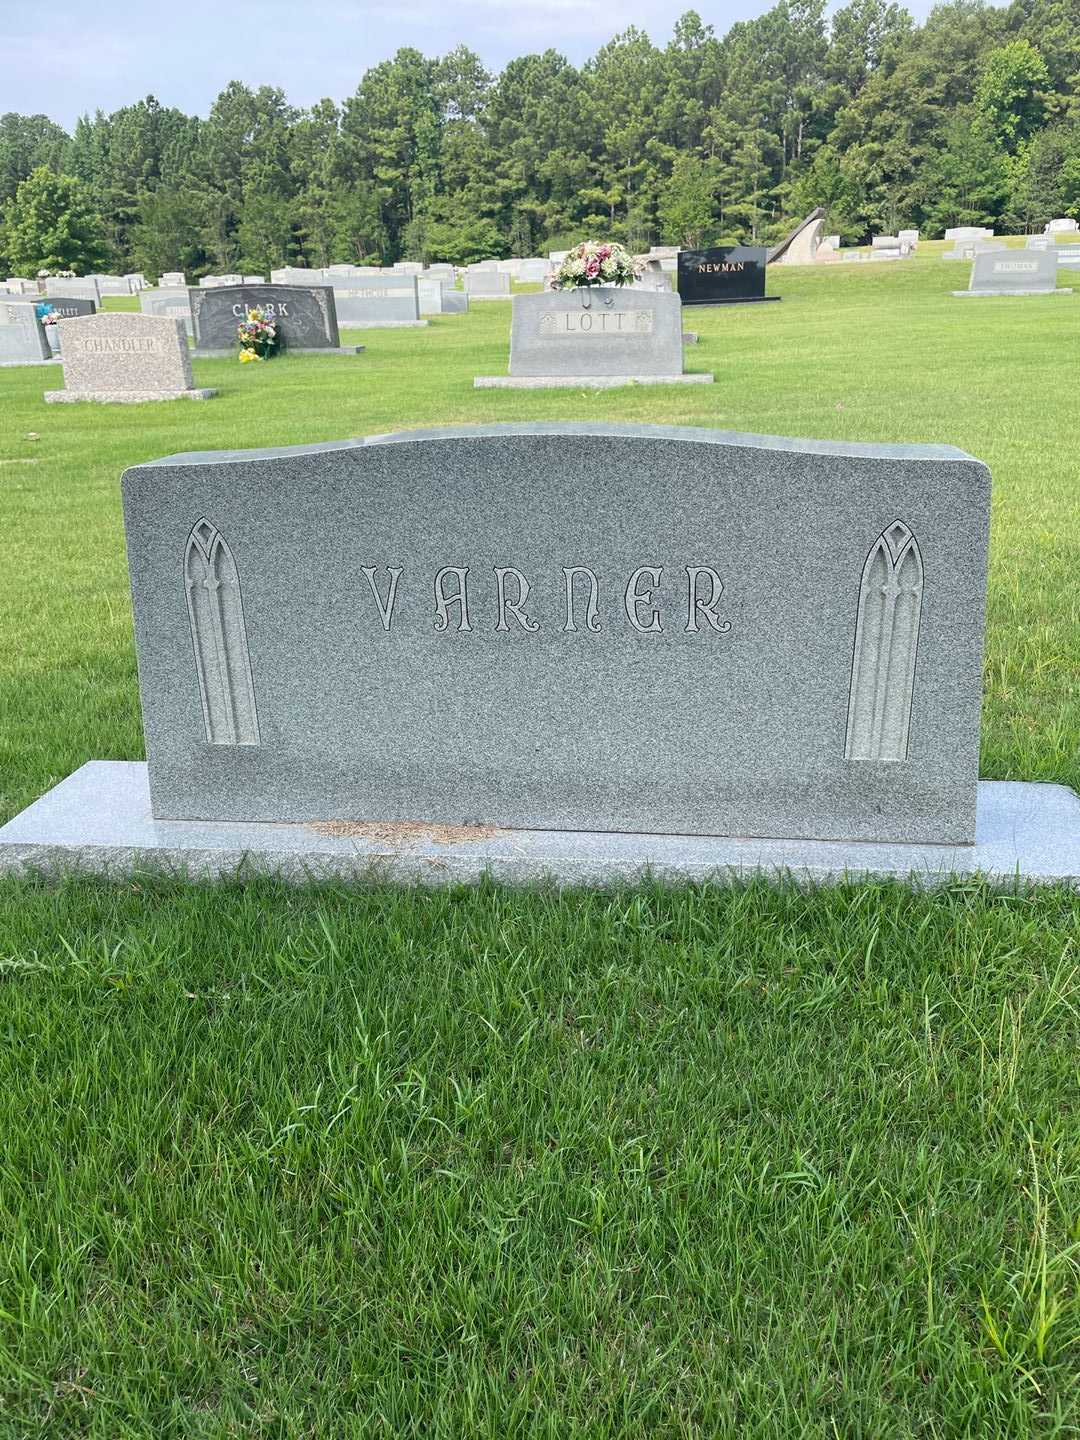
(190, 284, 363, 356)
(43, 313, 216, 402)
(475, 290, 712, 389)
(2, 424, 1075, 883)
(677, 245, 778, 305)
(954, 249, 1070, 297)
(0, 299, 56, 366)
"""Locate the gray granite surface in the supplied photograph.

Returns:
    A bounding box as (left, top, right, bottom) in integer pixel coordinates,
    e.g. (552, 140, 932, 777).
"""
(0, 298, 51, 362)
(1, 765, 1075, 887)
(505, 290, 687, 378)
(121, 423, 990, 844)
(190, 283, 343, 354)
(45, 312, 209, 400)
(962, 249, 1061, 293)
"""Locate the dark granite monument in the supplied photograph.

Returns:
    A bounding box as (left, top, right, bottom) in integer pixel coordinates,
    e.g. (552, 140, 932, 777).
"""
(677, 246, 778, 306)
(189, 283, 363, 357)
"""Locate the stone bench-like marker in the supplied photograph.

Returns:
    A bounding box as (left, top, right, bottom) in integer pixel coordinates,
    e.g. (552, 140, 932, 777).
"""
(475, 290, 713, 389)
(0, 298, 59, 367)
(190, 283, 364, 357)
(44, 313, 215, 403)
(2, 422, 1074, 884)
(327, 275, 429, 328)
(954, 249, 1071, 297)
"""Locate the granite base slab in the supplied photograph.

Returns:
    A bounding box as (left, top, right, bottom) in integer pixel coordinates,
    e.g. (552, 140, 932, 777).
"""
(191, 346, 365, 359)
(474, 373, 715, 390)
(952, 289, 1073, 297)
(681, 297, 783, 306)
(44, 387, 216, 403)
(0, 357, 61, 368)
(1, 764, 1076, 888)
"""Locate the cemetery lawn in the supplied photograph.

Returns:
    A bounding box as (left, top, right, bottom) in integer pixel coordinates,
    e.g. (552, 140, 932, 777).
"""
(0, 250, 1078, 1436)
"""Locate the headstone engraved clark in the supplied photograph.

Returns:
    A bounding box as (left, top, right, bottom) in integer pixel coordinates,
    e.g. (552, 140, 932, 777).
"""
(190, 283, 363, 357)
(475, 290, 712, 389)
(677, 245, 778, 306)
(118, 423, 990, 845)
(44, 313, 215, 403)
(954, 248, 1070, 297)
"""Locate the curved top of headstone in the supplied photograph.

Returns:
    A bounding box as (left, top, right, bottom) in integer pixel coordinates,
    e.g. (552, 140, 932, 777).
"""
(767, 208, 827, 265)
(131, 420, 978, 471)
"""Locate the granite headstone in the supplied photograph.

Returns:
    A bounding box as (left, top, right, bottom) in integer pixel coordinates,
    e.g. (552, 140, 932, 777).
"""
(955, 249, 1067, 296)
(44, 312, 215, 402)
(140, 287, 194, 337)
(190, 283, 361, 355)
(0, 298, 54, 365)
(119, 422, 990, 845)
(676, 245, 776, 305)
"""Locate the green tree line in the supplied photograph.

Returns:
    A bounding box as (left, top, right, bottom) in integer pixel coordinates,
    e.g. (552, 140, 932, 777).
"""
(2, 0, 1078, 277)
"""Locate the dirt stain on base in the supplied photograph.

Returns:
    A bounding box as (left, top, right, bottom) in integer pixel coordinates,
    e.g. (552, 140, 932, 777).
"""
(310, 818, 501, 848)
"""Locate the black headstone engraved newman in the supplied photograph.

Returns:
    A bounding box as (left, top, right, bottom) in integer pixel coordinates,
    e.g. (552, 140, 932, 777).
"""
(677, 246, 779, 306)
(189, 283, 361, 357)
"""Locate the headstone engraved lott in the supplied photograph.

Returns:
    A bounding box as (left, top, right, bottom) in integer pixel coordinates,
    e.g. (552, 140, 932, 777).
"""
(954, 248, 1070, 296)
(190, 284, 363, 356)
(475, 289, 713, 389)
(43, 312, 216, 402)
(116, 423, 989, 846)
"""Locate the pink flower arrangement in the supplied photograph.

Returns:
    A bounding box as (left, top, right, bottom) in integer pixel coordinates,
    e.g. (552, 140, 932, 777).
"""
(550, 240, 641, 290)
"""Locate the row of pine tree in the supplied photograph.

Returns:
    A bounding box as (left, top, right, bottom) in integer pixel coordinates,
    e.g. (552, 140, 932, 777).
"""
(1, 0, 1078, 278)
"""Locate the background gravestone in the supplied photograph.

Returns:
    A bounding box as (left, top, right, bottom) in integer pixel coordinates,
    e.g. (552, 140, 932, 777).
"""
(44, 313, 215, 402)
(41, 295, 97, 318)
(476, 290, 711, 388)
(120, 423, 990, 846)
(0, 299, 54, 365)
(464, 271, 511, 299)
(677, 246, 777, 305)
(327, 276, 426, 327)
(140, 287, 194, 336)
(955, 249, 1068, 296)
(190, 283, 362, 356)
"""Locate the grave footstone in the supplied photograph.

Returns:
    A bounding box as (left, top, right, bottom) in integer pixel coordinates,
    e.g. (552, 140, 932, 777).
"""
(954, 249, 1069, 297)
(0, 298, 56, 366)
(43, 313, 215, 402)
(677, 245, 777, 305)
(190, 283, 364, 355)
(474, 289, 712, 389)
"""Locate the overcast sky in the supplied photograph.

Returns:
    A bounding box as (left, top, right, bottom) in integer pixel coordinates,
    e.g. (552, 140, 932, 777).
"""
(8, 0, 965, 130)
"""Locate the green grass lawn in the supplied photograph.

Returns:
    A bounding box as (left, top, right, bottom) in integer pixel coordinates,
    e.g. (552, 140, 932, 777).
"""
(0, 254, 1077, 1436)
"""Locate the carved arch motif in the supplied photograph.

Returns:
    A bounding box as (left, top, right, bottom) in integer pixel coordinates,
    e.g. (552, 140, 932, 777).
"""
(844, 520, 923, 762)
(185, 518, 260, 746)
